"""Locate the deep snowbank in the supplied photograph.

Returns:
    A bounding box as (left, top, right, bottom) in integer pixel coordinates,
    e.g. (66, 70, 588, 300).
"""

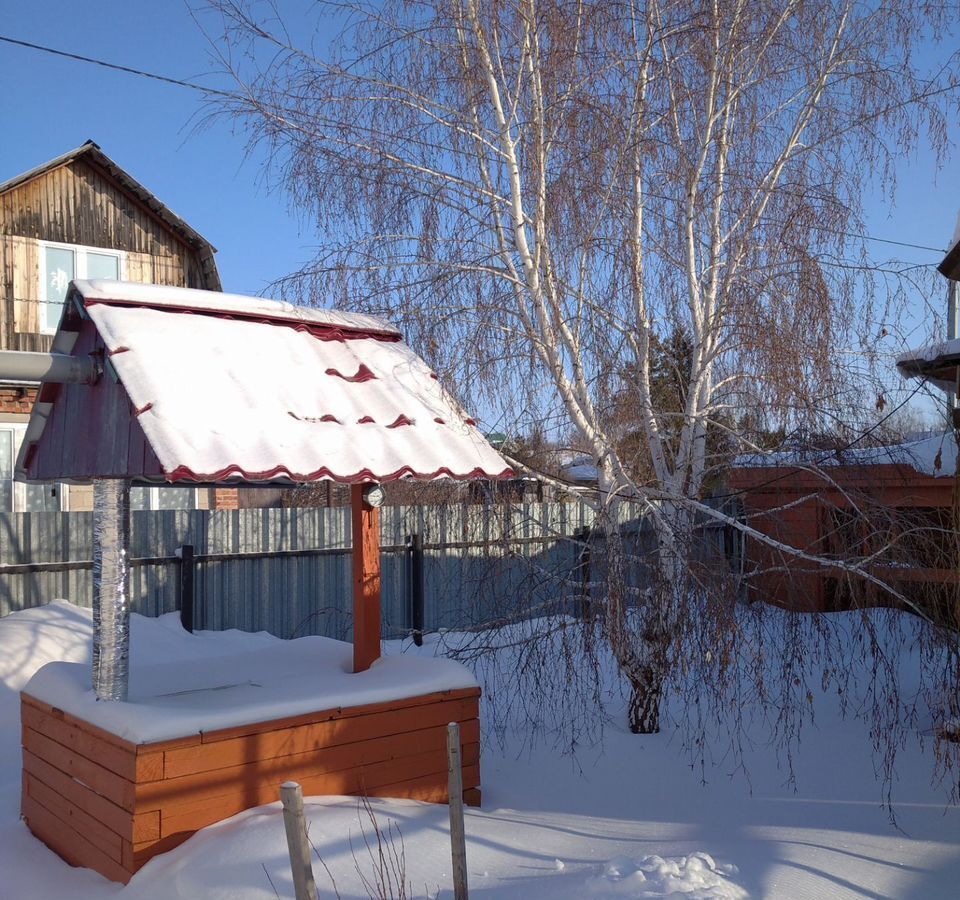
(1, 600, 959, 898)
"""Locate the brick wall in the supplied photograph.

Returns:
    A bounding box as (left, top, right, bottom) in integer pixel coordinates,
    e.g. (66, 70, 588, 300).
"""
(0, 386, 37, 416)
(212, 487, 240, 510)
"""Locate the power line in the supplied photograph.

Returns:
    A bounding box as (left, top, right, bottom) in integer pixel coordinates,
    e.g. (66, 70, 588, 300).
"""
(0, 34, 237, 99)
(0, 34, 949, 257)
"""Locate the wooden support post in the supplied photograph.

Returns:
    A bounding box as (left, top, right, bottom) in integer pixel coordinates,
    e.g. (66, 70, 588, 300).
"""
(352, 484, 382, 673)
(280, 782, 319, 900)
(447, 722, 469, 899)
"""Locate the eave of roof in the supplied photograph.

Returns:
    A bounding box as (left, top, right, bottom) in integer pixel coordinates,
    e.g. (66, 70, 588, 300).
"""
(939, 238, 960, 280)
(895, 340, 960, 393)
(0, 141, 221, 291)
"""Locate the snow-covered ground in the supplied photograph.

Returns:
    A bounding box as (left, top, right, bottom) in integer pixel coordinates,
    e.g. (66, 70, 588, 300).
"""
(2, 601, 959, 898)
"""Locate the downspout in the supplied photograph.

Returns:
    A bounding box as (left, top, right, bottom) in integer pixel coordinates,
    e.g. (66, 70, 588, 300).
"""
(950, 281, 960, 427)
(0, 350, 100, 384)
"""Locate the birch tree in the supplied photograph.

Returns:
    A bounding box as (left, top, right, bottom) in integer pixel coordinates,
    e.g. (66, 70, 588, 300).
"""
(203, 0, 959, 733)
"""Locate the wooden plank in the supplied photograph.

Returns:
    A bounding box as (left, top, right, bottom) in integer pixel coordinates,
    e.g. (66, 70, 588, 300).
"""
(371, 762, 481, 804)
(129, 831, 192, 868)
(196, 687, 479, 744)
(144, 724, 466, 813)
(21, 794, 133, 884)
(22, 749, 133, 837)
(352, 483, 382, 672)
(25, 771, 123, 859)
(23, 727, 136, 810)
(463, 788, 481, 808)
(371, 770, 450, 804)
(157, 749, 478, 840)
(21, 702, 145, 782)
(166, 702, 479, 778)
(132, 809, 161, 844)
(21, 694, 136, 751)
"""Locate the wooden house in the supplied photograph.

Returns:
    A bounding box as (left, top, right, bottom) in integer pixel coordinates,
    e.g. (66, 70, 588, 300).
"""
(728, 439, 957, 620)
(0, 141, 226, 513)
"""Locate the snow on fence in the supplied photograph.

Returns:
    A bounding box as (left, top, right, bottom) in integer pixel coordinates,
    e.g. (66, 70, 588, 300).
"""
(0, 501, 740, 637)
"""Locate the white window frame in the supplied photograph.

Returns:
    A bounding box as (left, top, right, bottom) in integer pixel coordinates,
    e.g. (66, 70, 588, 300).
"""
(39, 240, 127, 335)
(0, 423, 69, 512)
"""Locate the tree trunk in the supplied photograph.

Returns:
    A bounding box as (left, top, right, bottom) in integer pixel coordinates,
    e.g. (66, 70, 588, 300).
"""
(628, 660, 666, 734)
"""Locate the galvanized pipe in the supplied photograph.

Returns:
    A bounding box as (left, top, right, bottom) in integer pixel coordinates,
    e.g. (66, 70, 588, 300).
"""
(92, 479, 131, 702)
(0, 350, 99, 384)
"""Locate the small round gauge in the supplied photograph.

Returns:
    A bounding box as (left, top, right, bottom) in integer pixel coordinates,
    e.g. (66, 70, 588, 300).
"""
(363, 483, 385, 508)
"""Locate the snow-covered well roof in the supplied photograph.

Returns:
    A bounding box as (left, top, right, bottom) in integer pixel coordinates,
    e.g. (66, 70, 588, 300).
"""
(18, 280, 513, 484)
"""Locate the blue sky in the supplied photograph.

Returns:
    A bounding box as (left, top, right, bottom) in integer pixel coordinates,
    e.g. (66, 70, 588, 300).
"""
(0, 1, 956, 342)
(0, 1, 313, 296)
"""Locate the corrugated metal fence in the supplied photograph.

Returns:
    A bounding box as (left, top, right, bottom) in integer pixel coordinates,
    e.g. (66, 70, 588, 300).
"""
(0, 502, 604, 638)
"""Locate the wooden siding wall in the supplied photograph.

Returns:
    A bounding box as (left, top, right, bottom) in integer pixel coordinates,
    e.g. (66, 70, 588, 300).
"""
(21, 688, 481, 883)
(0, 159, 210, 352)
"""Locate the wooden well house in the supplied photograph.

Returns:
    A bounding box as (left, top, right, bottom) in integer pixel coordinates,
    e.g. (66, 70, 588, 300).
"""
(14, 279, 512, 883)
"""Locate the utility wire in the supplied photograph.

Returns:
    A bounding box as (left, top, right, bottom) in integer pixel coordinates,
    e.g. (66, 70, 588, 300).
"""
(0, 34, 237, 99)
(0, 33, 949, 256)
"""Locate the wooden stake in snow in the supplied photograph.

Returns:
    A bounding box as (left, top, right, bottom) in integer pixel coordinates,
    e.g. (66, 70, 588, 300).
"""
(280, 781, 318, 900)
(447, 722, 469, 899)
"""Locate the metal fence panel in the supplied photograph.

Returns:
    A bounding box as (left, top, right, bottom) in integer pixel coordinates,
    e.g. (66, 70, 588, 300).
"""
(0, 502, 606, 638)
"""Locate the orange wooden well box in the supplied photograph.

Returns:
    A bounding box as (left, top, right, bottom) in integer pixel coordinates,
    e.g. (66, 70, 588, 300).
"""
(20, 686, 481, 884)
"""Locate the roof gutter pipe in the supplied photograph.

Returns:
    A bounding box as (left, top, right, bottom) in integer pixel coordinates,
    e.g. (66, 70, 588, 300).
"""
(0, 350, 100, 385)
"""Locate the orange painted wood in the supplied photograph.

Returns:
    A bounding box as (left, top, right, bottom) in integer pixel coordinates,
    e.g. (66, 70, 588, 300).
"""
(23, 749, 134, 838)
(157, 749, 479, 840)
(23, 727, 136, 810)
(352, 483, 382, 672)
(21, 794, 132, 885)
(166, 698, 479, 777)
(463, 788, 481, 807)
(21, 694, 136, 751)
(199, 686, 480, 744)
(143, 723, 478, 812)
(25, 772, 124, 859)
(21, 688, 481, 884)
(21, 702, 162, 783)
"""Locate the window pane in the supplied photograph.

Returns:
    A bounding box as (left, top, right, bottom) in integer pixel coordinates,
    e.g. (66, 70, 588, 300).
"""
(0, 430, 11, 512)
(44, 247, 75, 331)
(23, 482, 59, 512)
(155, 487, 195, 510)
(86, 252, 120, 280)
(130, 487, 150, 511)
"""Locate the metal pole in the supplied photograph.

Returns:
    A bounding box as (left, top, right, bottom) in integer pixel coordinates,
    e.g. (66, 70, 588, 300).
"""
(92, 479, 131, 702)
(949, 280, 959, 342)
(177, 544, 195, 633)
(409, 533, 425, 646)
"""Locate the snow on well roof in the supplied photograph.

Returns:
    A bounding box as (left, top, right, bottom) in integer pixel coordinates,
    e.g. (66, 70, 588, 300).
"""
(22, 280, 513, 484)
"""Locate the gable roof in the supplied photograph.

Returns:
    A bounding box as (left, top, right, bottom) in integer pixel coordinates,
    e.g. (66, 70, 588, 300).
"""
(0, 141, 221, 291)
(18, 280, 512, 485)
